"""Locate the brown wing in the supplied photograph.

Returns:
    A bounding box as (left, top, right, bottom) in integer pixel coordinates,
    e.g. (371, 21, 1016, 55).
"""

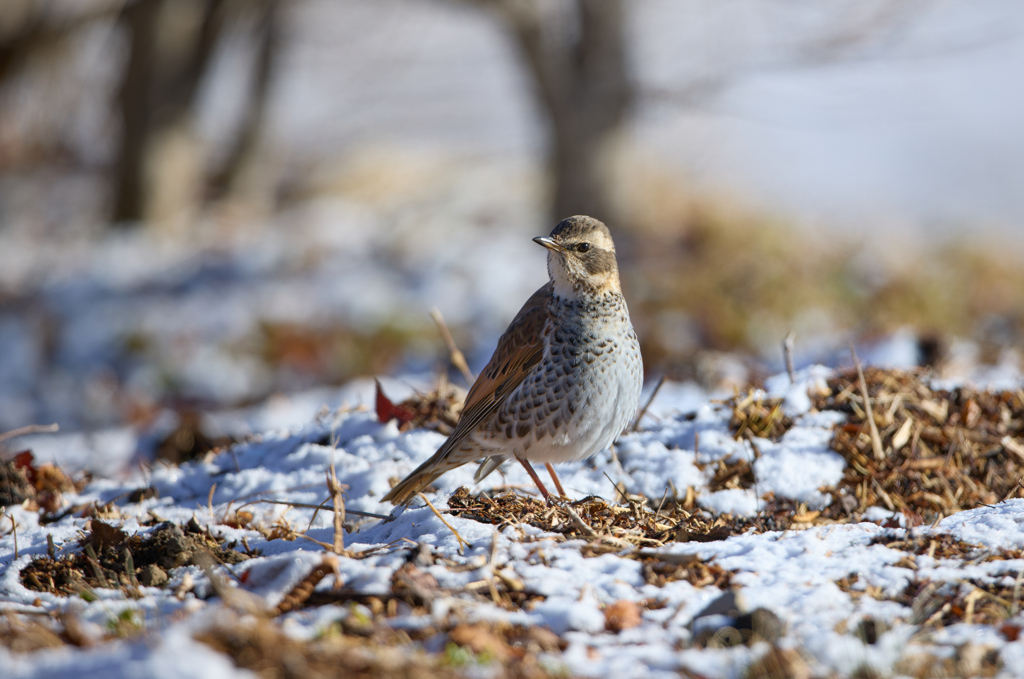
(382, 283, 551, 504)
(451, 282, 551, 442)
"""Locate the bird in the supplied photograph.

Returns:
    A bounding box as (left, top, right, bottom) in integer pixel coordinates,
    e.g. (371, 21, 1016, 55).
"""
(383, 215, 643, 505)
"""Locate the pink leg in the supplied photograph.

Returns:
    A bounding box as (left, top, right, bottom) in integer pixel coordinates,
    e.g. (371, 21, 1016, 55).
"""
(515, 456, 551, 501)
(545, 463, 567, 498)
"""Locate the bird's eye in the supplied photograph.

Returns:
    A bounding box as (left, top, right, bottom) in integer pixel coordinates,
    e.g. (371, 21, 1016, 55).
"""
(576, 242, 591, 253)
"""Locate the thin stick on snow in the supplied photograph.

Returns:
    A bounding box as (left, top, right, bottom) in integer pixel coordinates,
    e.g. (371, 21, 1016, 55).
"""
(851, 343, 886, 461)
(603, 471, 630, 504)
(256, 498, 390, 521)
(418, 492, 472, 554)
(430, 308, 475, 386)
(631, 375, 666, 433)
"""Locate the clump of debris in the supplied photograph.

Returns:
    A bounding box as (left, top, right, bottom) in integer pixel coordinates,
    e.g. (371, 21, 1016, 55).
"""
(21, 518, 253, 596)
(375, 378, 464, 435)
(813, 367, 1024, 524)
(0, 450, 81, 513)
(446, 486, 749, 551)
(728, 390, 794, 442)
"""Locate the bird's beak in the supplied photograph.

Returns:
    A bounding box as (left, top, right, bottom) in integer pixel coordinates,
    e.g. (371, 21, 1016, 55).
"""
(533, 236, 566, 253)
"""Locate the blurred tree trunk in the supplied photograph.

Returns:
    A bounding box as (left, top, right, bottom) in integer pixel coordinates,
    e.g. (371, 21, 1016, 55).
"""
(113, 0, 226, 225)
(473, 0, 632, 224)
(209, 0, 280, 201)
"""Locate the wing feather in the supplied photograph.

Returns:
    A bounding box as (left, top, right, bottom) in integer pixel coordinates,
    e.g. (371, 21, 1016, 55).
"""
(382, 283, 551, 504)
(460, 282, 551, 423)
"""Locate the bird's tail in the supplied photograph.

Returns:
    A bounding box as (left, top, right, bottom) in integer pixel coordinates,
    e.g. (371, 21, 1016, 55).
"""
(382, 445, 464, 505)
(473, 454, 506, 483)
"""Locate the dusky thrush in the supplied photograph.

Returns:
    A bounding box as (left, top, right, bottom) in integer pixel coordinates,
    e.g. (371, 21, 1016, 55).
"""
(383, 215, 643, 504)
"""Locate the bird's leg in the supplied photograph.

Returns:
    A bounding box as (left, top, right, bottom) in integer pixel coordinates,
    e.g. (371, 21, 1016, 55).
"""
(515, 456, 551, 501)
(544, 463, 567, 498)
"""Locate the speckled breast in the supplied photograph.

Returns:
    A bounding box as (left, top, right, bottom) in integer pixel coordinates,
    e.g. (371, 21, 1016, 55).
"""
(488, 292, 644, 463)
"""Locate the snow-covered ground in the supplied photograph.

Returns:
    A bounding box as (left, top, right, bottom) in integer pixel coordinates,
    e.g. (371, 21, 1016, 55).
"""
(3, 366, 1023, 678)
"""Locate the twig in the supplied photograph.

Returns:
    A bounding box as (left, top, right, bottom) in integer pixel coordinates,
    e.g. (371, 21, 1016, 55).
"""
(871, 477, 896, 512)
(295, 533, 334, 550)
(430, 308, 475, 386)
(418, 492, 472, 554)
(851, 343, 885, 461)
(783, 332, 796, 384)
(631, 375, 666, 432)
(0, 423, 59, 445)
(306, 495, 334, 531)
(256, 499, 391, 521)
(9, 515, 17, 560)
(655, 487, 669, 518)
(228, 448, 241, 473)
(487, 534, 501, 605)
(564, 505, 599, 539)
(603, 471, 630, 504)
(326, 463, 347, 555)
(562, 505, 631, 548)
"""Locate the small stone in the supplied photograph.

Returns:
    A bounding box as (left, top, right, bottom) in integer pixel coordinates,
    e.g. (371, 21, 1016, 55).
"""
(138, 564, 168, 587)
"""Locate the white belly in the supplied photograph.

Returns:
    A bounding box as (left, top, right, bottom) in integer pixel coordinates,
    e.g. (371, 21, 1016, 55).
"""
(477, 323, 644, 464)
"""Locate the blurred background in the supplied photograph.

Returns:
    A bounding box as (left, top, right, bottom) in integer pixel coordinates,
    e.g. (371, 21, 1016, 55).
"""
(1, 0, 1023, 435)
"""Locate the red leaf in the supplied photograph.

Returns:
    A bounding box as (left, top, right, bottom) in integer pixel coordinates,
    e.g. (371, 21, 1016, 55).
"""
(13, 450, 37, 484)
(13, 450, 34, 470)
(375, 379, 416, 425)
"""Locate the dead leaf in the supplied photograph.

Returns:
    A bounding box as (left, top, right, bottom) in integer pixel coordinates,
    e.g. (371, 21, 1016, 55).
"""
(604, 599, 642, 632)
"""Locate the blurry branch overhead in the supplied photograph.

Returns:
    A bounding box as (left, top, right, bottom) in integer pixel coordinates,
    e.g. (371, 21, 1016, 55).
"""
(0, 1, 122, 82)
(459, 0, 936, 225)
(114, 0, 281, 225)
(464, 0, 631, 224)
(0, 0, 280, 228)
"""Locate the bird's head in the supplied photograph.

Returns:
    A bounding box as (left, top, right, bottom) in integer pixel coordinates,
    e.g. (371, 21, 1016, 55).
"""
(534, 215, 621, 300)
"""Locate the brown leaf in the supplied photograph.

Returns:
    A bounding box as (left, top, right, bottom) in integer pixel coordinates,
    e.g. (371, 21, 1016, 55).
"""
(604, 599, 642, 632)
(448, 623, 512, 662)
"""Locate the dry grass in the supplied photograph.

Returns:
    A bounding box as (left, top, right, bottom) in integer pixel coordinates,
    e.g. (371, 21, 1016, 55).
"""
(812, 367, 1024, 524)
(445, 486, 743, 551)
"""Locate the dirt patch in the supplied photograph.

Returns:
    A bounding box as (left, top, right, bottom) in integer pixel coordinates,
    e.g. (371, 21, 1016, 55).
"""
(20, 518, 253, 597)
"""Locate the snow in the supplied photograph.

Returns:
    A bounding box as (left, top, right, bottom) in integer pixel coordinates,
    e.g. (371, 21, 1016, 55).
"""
(3, 368, 1024, 678)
